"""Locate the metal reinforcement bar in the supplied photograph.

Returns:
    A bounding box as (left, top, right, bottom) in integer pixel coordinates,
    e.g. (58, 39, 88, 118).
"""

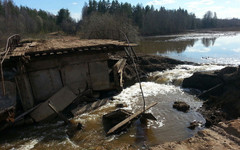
(0, 34, 20, 96)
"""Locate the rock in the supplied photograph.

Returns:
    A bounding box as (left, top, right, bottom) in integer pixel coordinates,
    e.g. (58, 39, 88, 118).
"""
(115, 103, 127, 108)
(205, 118, 213, 128)
(217, 67, 237, 78)
(188, 121, 201, 130)
(173, 101, 190, 112)
(182, 71, 222, 91)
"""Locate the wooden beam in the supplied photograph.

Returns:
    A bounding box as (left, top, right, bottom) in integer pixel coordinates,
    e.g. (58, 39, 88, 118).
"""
(48, 101, 71, 125)
(107, 102, 157, 135)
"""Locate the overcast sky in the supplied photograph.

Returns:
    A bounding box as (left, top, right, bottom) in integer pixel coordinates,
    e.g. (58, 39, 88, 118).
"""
(14, 0, 240, 20)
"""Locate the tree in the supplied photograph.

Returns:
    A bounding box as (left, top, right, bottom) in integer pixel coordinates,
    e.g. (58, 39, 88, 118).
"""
(80, 12, 139, 42)
(56, 8, 76, 34)
(202, 11, 217, 28)
(56, 8, 70, 25)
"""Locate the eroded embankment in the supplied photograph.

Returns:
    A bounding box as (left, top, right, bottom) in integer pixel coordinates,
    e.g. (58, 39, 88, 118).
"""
(151, 65, 240, 150)
(182, 66, 240, 126)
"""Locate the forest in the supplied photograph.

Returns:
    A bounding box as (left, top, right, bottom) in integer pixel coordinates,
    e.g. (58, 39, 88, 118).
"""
(1, 0, 240, 45)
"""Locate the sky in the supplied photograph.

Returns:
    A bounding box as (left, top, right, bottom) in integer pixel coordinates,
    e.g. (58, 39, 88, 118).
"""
(14, 0, 240, 20)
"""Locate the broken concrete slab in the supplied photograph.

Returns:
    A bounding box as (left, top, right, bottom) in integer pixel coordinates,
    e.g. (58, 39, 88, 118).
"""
(30, 86, 77, 122)
(102, 109, 133, 134)
(15, 75, 34, 111)
(107, 102, 157, 135)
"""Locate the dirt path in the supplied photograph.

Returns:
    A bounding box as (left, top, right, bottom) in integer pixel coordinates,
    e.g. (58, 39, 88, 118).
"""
(152, 119, 240, 150)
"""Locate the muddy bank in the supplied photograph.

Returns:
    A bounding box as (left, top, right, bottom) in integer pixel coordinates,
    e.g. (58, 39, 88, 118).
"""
(182, 66, 240, 126)
(152, 119, 240, 150)
(151, 65, 240, 150)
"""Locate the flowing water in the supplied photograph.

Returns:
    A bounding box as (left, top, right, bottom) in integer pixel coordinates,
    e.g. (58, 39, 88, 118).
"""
(1, 32, 239, 149)
(0, 64, 225, 150)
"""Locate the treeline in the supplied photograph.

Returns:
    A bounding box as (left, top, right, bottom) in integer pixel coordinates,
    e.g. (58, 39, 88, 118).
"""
(82, 0, 240, 36)
(81, 0, 198, 35)
(0, 0, 78, 47)
(1, 0, 240, 46)
(0, 0, 58, 37)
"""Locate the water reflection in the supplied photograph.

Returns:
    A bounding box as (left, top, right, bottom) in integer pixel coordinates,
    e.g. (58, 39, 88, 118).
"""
(136, 32, 240, 64)
(136, 38, 196, 54)
(201, 37, 216, 47)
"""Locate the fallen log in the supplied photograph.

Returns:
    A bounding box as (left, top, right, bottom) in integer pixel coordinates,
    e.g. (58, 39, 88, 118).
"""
(107, 102, 157, 135)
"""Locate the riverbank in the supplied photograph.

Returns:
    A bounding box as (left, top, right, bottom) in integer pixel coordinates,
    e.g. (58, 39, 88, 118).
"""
(152, 119, 240, 150)
(151, 63, 240, 149)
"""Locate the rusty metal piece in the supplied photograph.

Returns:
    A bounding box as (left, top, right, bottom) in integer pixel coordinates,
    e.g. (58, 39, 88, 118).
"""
(6, 109, 15, 123)
(0, 34, 20, 96)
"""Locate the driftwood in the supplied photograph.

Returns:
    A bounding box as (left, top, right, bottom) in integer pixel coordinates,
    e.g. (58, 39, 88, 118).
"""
(113, 59, 126, 89)
(107, 102, 157, 135)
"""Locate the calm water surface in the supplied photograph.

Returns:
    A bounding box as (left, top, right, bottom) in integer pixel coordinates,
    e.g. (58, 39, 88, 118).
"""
(136, 32, 240, 65)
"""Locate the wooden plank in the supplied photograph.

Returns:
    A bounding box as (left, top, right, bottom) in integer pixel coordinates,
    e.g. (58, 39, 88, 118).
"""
(30, 86, 77, 122)
(107, 102, 157, 135)
(48, 101, 71, 125)
(72, 99, 109, 116)
(113, 59, 126, 89)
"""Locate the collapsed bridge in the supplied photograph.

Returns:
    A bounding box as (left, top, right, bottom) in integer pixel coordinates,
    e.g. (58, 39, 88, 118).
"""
(0, 35, 137, 129)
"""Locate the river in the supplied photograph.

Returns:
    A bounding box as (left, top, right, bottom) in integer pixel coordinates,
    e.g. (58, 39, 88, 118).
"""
(137, 31, 240, 65)
(1, 31, 239, 149)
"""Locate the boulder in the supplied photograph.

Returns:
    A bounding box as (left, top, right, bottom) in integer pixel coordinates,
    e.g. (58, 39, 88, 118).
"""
(173, 101, 190, 112)
(188, 121, 201, 130)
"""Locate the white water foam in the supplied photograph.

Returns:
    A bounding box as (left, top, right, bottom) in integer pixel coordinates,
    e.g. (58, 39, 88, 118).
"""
(149, 64, 225, 85)
(15, 137, 43, 150)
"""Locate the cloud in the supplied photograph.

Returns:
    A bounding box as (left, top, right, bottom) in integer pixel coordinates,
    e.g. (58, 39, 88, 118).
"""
(186, 0, 215, 9)
(226, 1, 231, 4)
(71, 12, 81, 21)
(147, 0, 176, 6)
(72, 2, 78, 5)
(233, 48, 240, 53)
